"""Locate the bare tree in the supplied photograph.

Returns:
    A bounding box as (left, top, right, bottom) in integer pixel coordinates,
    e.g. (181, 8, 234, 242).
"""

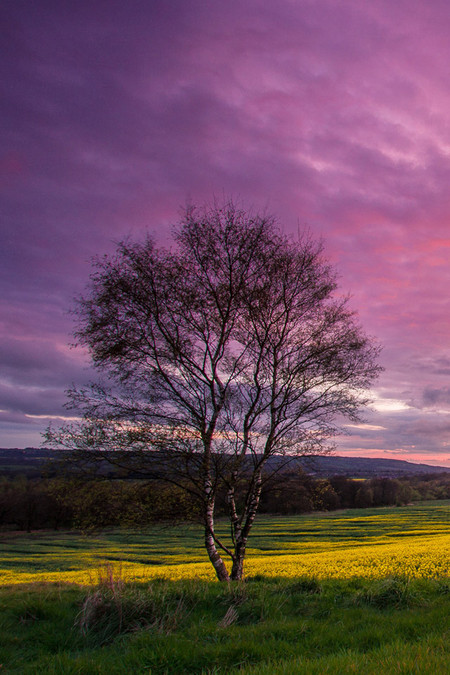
(46, 200, 381, 581)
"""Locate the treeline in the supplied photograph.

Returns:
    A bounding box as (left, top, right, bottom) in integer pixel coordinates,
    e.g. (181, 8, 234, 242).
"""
(1, 471, 449, 532)
(0, 477, 197, 532)
(258, 470, 450, 513)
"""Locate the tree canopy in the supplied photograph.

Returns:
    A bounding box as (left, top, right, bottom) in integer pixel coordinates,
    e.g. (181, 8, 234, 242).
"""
(46, 200, 382, 581)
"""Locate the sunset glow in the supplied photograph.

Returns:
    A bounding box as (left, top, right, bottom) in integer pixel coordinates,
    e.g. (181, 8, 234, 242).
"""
(2, 0, 450, 467)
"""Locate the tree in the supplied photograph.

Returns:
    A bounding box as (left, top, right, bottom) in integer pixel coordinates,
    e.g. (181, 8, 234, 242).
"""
(46, 200, 381, 581)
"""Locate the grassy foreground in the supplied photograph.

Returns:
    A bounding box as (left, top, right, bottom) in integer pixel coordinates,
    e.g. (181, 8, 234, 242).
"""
(0, 574, 449, 673)
(0, 502, 449, 673)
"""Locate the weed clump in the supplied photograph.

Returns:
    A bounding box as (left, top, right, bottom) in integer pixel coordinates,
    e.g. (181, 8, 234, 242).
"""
(76, 564, 185, 644)
(354, 577, 421, 609)
(288, 577, 322, 595)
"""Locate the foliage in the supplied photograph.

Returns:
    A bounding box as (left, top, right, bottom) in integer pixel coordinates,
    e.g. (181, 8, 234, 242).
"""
(0, 476, 200, 532)
(2, 471, 449, 533)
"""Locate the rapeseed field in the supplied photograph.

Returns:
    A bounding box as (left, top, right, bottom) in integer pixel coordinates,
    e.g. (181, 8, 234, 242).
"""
(1, 501, 448, 585)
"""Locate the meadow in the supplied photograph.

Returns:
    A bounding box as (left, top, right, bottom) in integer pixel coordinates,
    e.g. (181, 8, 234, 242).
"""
(0, 501, 449, 673)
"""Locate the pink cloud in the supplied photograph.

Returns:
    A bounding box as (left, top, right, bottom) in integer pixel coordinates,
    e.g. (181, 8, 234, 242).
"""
(2, 0, 450, 465)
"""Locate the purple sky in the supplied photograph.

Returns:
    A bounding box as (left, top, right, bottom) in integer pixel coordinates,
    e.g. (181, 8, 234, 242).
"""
(2, 0, 450, 466)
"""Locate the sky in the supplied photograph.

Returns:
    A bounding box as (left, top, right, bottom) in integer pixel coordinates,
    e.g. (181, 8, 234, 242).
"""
(2, 0, 450, 467)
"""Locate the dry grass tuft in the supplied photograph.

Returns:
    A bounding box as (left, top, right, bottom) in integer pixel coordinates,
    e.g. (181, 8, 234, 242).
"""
(76, 564, 186, 643)
(218, 605, 239, 628)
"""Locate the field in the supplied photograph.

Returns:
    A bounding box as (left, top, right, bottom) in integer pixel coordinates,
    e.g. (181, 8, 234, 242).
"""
(0, 501, 449, 673)
(1, 501, 449, 585)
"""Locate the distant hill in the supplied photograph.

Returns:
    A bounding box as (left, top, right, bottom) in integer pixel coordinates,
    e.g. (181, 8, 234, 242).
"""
(0, 447, 449, 479)
(0, 447, 54, 477)
(292, 455, 450, 477)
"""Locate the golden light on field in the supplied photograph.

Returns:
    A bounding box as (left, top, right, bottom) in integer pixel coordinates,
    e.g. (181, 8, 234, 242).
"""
(1, 504, 448, 586)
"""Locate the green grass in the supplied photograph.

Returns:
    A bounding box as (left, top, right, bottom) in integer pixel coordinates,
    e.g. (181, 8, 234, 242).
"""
(0, 575, 448, 673)
(0, 502, 448, 672)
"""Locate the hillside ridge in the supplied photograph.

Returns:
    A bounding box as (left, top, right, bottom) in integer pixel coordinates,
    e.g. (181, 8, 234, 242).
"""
(0, 447, 449, 478)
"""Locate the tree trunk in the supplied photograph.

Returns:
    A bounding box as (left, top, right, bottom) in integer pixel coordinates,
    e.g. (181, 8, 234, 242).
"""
(229, 471, 263, 580)
(230, 541, 246, 580)
(204, 502, 230, 582)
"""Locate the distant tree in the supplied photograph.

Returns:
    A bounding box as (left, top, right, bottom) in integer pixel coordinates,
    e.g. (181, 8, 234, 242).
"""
(328, 475, 359, 508)
(355, 483, 374, 508)
(259, 468, 316, 514)
(370, 478, 401, 507)
(8, 477, 44, 532)
(0, 477, 16, 528)
(311, 479, 341, 511)
(45, 200, 381, 581)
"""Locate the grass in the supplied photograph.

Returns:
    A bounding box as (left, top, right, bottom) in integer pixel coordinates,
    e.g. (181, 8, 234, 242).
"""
(0, 501, 448, 672)
(0, 575, 448, 673)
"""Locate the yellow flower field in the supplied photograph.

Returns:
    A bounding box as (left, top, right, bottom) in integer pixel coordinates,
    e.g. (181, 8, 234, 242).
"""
(0, 502, 449, 585)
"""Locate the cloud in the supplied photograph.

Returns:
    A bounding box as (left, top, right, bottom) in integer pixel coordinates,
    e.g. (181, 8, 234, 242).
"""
(422, 387, 450, 407)
(2, 0, 450, 461)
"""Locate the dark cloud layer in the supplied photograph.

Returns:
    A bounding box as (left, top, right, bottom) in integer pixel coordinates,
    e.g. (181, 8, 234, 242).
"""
(2, 0, 450, 465)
